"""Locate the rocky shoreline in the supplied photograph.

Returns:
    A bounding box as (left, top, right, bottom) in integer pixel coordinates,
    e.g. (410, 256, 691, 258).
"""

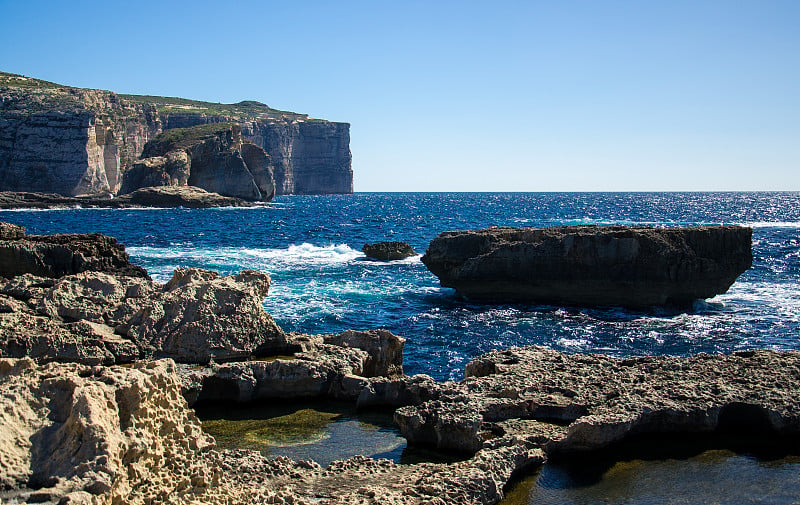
(1, 223, 797, 504)
(0, 186, 261, 209)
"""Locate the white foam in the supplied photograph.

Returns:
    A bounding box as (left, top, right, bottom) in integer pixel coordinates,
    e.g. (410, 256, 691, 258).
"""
(736, 221, 800, 229)
(128, 243, 363, 269)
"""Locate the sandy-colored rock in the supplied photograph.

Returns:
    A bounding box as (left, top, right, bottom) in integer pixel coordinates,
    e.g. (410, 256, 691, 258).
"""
(396, 346, 800, 455)
(324, 329, 406, 376)
(422, 225, 753, 307)
(0, 359, 216, 503)
(1, 268, 287, 365)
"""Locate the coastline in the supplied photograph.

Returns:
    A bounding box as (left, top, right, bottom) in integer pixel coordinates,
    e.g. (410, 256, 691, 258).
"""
(1, 220, 799, 504)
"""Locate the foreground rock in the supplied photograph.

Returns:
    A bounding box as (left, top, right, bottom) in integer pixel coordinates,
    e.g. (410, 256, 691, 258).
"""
(362, 242, 418, 261)
(0, 357, 543, 505)
(0, 223, 148, 278)
(395, 346, 800, 455)
(181, 330, 407, 405)
(422, 225, 752, 307)
(0, 359, 218, 504)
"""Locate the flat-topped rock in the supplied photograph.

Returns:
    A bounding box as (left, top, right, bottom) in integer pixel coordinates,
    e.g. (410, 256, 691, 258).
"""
(395, 346, 800, 455)
(113, 185, 256, 208)
(422, 225, 752, 307)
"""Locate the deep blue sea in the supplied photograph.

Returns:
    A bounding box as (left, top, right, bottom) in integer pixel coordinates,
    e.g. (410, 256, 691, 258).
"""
(2, 192, 799, 381)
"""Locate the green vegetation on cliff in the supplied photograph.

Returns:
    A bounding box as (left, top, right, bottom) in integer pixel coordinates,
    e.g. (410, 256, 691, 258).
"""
(144, 122, 238, 155)
(1, 71, 324, 122)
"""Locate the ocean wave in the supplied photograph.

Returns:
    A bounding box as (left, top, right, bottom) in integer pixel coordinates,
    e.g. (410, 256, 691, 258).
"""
(736, 221, 800, 229)
(129, 243, 363, 267)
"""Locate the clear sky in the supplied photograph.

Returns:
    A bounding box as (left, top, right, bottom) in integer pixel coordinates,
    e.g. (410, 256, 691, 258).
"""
(1, 0, 798, 191)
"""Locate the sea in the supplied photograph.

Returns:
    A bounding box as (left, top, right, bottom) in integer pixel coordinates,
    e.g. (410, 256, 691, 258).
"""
(2, 192, 799, 381)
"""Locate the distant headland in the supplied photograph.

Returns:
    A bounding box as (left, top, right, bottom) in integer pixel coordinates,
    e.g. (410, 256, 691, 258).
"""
(0, 71, 352, 203)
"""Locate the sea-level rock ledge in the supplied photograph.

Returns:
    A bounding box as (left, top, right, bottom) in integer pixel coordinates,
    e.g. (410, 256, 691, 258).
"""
(421, 225, 753, 308)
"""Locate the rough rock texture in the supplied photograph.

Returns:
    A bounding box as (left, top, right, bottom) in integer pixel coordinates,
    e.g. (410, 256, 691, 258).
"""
(0, 359, 217, 504)
(182, 330, 406, 405)
(0, 187, 256, 209)
(395, 346, 800, 456)
(324, 329, 406, 377)
(0, 221, 25, 239)
(0, 268, 287, 365)
(0, 224, 149, 279)
(422, 225, 753, 307)
(362, 242, 418, 261)
(1, 72, 352, 198)
(0, 358, 545, 505)
(121, 124, 275, 202)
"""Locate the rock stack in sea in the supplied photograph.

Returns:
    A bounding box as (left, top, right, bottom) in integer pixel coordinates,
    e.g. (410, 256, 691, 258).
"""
(422, 225, 753, 307)
(362, 241, 418, 261)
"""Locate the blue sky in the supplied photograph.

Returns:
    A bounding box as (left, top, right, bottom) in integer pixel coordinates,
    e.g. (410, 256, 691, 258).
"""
(1, 0, 798, 191)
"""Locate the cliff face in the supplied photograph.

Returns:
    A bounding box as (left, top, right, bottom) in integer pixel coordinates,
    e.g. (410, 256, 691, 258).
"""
(0, 78, 161, 196)
(0, 72, 352, 196)
(123, 123, 275, 201)
(162, 112, 353, 195)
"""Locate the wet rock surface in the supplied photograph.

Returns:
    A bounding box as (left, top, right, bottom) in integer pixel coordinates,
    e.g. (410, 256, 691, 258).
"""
(362, 242, 418, 261)
(422, 225, 753, 307)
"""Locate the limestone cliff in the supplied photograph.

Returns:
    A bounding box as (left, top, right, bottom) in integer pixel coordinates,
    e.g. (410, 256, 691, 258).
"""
(121, 123, 275, 201)
(160, 110, 353, 195)
(0, 72, 352, 197)
(0, 73, 160, 196)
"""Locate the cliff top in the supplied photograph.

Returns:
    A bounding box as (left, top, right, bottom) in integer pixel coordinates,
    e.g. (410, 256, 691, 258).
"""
(0, 71, 329, 123)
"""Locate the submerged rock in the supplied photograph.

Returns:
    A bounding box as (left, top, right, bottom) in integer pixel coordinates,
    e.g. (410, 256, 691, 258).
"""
(422, 225, 753, 307)
(362, 241, 417, 261)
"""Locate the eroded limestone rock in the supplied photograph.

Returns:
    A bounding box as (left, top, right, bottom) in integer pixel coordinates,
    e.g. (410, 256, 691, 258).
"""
(422, 225, 753, 307)
(0, 359, 216, 503)
(0, 268, 287, 365)
(395, 346, 800, 456)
